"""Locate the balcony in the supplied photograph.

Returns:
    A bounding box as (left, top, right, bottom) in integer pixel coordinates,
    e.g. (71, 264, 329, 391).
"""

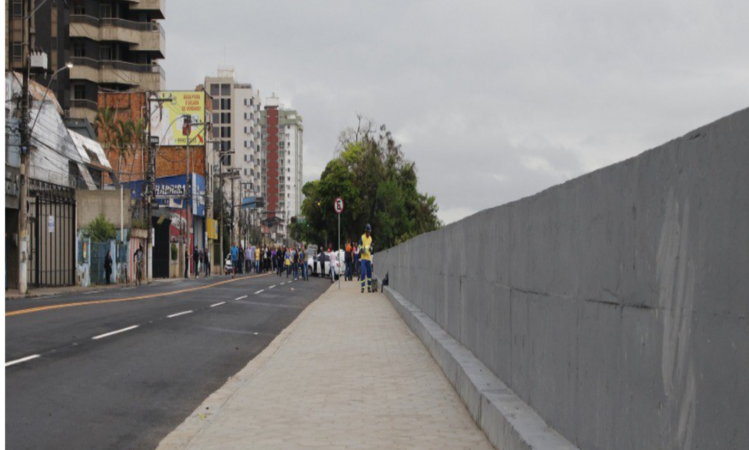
(70, 15, 165, 58)
(129, 0, 166, 19)
(70, 57, 165, 90)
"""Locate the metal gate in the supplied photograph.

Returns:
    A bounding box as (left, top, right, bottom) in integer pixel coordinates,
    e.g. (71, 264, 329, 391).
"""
(28, 180, 76, 287)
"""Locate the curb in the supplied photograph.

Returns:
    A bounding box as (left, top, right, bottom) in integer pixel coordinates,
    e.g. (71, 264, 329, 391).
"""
(383, 286, 579, 450)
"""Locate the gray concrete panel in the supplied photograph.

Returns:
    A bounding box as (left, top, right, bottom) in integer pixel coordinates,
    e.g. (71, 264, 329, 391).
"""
(375, 107, 749, 449)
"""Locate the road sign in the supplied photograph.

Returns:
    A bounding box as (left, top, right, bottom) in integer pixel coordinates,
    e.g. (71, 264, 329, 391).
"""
(334, 197, 344, 214)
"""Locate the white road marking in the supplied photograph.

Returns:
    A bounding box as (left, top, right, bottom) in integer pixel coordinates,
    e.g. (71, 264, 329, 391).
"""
(235, 295, 247, 301)
(210, 302, 226, 308)
(269, 285, 276, 290)
(83, 290, 104, 295)
(255, 289, 264, 294)
(92, 325, 139, 340)
(167, 310, 193, 318)
(280, 282, 286, 286)
(5, 354, 41, 367)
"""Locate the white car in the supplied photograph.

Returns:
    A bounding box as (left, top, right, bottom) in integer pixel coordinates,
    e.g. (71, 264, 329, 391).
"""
(307, 250, 345, 279)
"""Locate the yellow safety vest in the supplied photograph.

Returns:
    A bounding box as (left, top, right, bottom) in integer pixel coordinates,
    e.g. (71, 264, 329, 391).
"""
(360, 234, 373, 261)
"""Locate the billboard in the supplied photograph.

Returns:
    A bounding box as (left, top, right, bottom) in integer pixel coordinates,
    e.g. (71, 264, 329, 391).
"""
(125, 174, 206, 217)
(150, 91, 206, 146)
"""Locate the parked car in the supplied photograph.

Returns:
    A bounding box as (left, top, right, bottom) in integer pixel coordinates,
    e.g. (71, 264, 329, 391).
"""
(307, 250, 345, 279)
(224, 255, 233, 275)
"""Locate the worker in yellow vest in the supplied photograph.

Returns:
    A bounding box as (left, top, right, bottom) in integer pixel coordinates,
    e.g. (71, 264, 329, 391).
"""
(359, 224, 373, 293)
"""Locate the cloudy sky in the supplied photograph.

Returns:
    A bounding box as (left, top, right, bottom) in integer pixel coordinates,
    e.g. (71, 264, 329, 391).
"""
(163, 0, 749, 224)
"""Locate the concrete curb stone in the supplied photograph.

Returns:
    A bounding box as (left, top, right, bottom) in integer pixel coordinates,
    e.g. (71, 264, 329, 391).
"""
(383, 285, 580, 450)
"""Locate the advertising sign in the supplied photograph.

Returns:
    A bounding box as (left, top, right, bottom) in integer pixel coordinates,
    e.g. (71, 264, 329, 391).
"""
(125, 174, 206, 217)
(150, 91, 206, 146)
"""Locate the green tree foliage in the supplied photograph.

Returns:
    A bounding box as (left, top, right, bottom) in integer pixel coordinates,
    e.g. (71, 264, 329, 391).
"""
(88, 213, 118, 243)
(299, 119, 442, 250)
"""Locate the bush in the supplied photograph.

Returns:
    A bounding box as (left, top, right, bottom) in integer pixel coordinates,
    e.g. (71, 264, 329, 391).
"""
(131, 218, 148, 229)
(88, 214, 117, 243)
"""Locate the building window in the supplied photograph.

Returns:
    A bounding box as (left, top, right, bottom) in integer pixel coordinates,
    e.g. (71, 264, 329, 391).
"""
(220, 84, 230, 95)
(73, 84, 86, 100)
(210, 85, 219, 96)
(100, 3, 112, 18)
(212, 98, 219, 110)
(99, 45, 112, 60)
(212, 113, 219, 124)
(221, 112, 230, 123)
(12, 1, 22, 16)
(212, 126, 220, 138)
(12, 42, 22, 60)
(221, 98, 231, 110)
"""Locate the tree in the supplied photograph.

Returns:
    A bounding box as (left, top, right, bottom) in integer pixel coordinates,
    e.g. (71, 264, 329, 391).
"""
(299, 118, 442, 250)
(87, 213, 117, 242)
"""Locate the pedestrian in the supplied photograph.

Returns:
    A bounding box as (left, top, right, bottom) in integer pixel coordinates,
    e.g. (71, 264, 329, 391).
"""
(204, 247, 210, 277)
(134, 244, 144, 286)
(285, 249, 292, 278)
(265, 247, 272, 272)
(105, 249, 113, 284)
(353, 244, 361, 280)
(231, 243, 239, 279)
(245, 245, 252, 273)
(299, 246, 308, 281)
(238, 245, 245, 275)
(291, 247, 298, 279)
(359, 224, 374, 293)
(184, 248, 190, 279)
(193, 246, 200, 279)
(255, 245, 261, 273)
(345, 240, 353, 281)
(328, 245, 337, 283)
(277, 247, 284, 276)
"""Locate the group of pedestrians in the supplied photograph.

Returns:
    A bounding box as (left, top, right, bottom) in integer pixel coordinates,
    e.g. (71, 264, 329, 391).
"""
(229, 243, 310, 281)
(185, 245, 211, 279)
(339, 224, 375, 293)
(277, 245, 309, 280)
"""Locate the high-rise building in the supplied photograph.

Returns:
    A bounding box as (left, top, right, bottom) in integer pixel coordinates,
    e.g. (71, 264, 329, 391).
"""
(261, 95, 303, 243)
(5, 0, 166, 124)
(203, 67, 262, 243)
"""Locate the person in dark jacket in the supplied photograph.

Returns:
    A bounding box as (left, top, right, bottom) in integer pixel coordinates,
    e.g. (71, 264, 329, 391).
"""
(204, 248, 210, 277)
(105, 250, 113, 284)
(193, 246, 200, 278)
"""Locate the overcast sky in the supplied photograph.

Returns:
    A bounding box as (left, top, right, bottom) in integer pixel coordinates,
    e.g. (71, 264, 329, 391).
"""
(163, 0, 749, 224)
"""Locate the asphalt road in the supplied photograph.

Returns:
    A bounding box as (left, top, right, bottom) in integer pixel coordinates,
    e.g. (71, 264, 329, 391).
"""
(5, 272, 333, 450)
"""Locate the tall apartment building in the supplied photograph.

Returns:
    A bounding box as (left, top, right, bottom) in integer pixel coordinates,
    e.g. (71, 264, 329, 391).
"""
(5, 0, 166, 124)
(203, 67, 262, 243)
(261, 96, 303, 243)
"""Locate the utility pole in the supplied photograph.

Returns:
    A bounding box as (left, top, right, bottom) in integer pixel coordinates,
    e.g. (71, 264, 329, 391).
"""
(17, 0, 31, 293)
(145, 94, 169, 284)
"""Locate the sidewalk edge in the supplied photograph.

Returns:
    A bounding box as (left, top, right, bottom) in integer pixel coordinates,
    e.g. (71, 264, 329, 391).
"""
(154, 287, 323, 450)
(383, 285, 580, 450)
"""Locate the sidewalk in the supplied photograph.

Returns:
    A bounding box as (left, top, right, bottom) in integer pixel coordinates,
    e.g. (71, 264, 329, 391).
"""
(157, 280, 494, 450)
(4, 276, 185, 300)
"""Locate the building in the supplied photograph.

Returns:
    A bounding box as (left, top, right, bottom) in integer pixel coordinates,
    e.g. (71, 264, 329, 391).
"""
(5, 0, 166, 124)
(5, 72, 116, 289)
(261, 95, 304, 243)
(94, 90, 213, 279)
(202, 67, 263, 244)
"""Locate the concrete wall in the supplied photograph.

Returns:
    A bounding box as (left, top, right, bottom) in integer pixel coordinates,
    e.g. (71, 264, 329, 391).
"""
(76, 189, 132, 230)
(375, 107, 749, 450)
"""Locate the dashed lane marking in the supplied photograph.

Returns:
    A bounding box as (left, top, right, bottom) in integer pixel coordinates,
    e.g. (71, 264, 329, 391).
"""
(92, 325, 139, 340)
(5, 354, 41, 367)
(6, 273, 270, 318)
(235, 295, 248, 301)
(167, 310, 193, 319)
(269, 285, 276, 290)
(255, 289, 264, 294)
(210, 302, 226, 308)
